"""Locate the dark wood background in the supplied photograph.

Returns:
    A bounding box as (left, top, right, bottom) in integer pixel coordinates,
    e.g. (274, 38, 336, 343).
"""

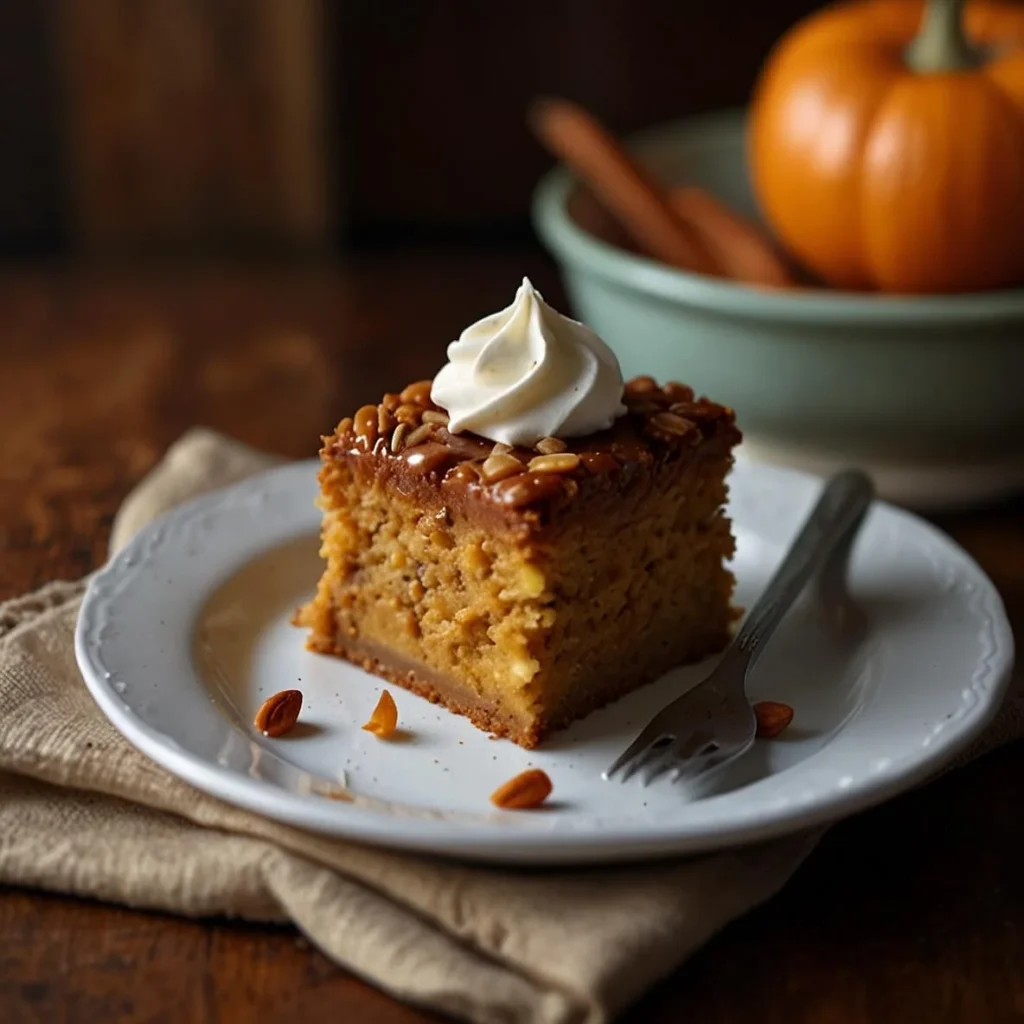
(0, 0, 827, 257)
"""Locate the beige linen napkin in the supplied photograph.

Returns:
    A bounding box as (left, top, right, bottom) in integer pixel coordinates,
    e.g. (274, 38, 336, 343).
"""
(1, 429, 1020, 1024)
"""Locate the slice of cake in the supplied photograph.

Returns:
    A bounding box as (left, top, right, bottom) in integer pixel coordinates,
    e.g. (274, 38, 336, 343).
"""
(298, 279, 741, 747)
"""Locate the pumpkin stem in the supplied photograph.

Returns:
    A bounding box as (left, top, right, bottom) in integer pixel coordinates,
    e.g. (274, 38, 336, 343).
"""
(906, 0, 983, 72)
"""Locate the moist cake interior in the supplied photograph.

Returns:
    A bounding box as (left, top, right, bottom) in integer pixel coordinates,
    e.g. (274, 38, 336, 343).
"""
(298, 388, 738, 748)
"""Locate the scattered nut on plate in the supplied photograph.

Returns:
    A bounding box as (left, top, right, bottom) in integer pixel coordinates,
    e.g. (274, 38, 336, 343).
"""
(362, 689, 399, 738)
(254, 689, 303, 737)
(753, 700, 794, 739)
(490, 768, 553, 810)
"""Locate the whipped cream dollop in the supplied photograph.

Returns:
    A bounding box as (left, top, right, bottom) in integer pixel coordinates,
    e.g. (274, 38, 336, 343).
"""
(430, 278, 626, 446)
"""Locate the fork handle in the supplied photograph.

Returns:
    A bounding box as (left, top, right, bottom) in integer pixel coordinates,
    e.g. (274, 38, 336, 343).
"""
(730, 469, 874, 672)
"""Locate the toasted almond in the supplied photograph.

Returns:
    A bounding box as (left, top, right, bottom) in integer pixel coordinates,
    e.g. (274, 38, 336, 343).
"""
(535, 436, 568, 455)
(624, 375, 658, 398)
(353, 405, 379, 446)
(481, 453, 525, 483)
(394, 402, 421, 425)
(422, 409, 449, 426)
(649, 411, 694, 437)
(490, 768, 553, 810)
(491, 442, 513, 456)
(377, 404, 394, 435)
(254, 689, 302, 737)
(753, 701, 794, 739)
(664, 381, 695, 403)
(362, 689, 398, 738)
(400, 380, 433, 405)
(528, 453, 580, 474)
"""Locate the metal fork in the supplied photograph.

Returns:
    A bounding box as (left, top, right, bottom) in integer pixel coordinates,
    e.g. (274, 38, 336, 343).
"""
(604, 469, 875, 790)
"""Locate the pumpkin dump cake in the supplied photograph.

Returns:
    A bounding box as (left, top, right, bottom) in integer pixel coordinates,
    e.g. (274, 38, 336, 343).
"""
(297, 279, 740, 747)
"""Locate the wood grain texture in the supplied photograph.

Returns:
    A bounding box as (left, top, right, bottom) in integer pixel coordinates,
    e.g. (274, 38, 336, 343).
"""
(57, 0, 333, 256)
(0, 255, 1021, 1023)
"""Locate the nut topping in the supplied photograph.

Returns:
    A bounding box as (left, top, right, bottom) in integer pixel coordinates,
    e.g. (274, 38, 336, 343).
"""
(390, 423, 409, 453)
(353, 405, 379, 447)
(330, 376, 735, 510)
(363, 689, 399, 738)
(753, 701, 794, 739)
(664, 381, 695, 403)
(624, 375, 658, 398)
(647, 411, 695, 439)
(404, 423, 434, 448)
(490, 769, 553, 809)
(399, 380, 433, 406)
(535, 436, 568, 455)
(394, 403, 421, 426)
(254, 689, 303, 737)
(481, 453, 525, 483)
(528, 453, 580, 474)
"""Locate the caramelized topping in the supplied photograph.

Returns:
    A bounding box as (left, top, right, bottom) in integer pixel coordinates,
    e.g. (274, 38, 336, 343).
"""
(491, 471, 567, 508)
(326, 377, 736, 513)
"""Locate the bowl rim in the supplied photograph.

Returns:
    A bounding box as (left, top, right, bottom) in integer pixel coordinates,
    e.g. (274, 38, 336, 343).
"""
(531, 107, 1024, 326)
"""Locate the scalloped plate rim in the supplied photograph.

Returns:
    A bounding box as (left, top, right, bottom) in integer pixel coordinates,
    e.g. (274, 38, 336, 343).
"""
(74, 458, 1015, 865)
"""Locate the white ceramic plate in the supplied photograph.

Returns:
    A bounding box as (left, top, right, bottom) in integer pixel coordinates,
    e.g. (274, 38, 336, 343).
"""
(76, 459, 1013, 865)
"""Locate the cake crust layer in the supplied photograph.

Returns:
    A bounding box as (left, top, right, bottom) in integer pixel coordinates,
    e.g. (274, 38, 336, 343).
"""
(308, 623, 733, 749)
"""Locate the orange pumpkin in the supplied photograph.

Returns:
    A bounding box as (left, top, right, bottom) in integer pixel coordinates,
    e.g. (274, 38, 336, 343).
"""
(749, 0, 1024, 293)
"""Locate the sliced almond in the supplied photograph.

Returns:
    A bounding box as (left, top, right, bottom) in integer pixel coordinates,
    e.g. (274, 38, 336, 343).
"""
(362, 689, 398, 738)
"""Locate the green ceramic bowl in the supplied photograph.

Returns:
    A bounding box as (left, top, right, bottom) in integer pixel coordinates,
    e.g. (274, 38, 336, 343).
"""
(532, 109, 1024, 507)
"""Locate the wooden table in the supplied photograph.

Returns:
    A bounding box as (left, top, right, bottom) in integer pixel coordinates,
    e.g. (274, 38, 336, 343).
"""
(1, 253, 1021, 1023)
